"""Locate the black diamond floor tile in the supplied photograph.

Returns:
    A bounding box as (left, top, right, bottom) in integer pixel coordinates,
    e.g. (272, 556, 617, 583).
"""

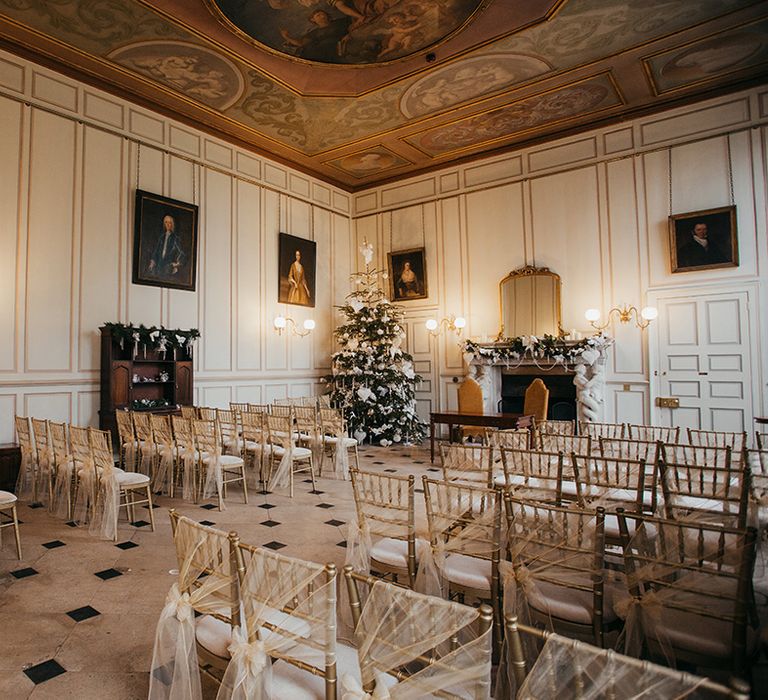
(309, 490, 324, 495)
(41, 540, 66, 549)
(131, 520, 151, 527)
(383, 469, 397, 473)
(373, 461, 385, 465)
(303, 479, 314, 483)
(66, 605, 101, 622)
(27, 502, 44, 509)
(427, 468, 440, 473)
(200, 503, 217, 510)
(414, 461, 425, 464)
(65, 521, 78, 527)
(11, 567, 38, 579)
(199, 520, 216, 526)
(336, 540, 347, 548)
(261, 519, 281, 527)
(263, 541, 286, 551)
(94, 568, 123, 581)
(143, 503, 160, 509)
(23, 659, 66, 685)
(316, 503, 334, 509)
(115, 541, 139, 550)
(415, 488, 424, 494)
(324, 519, 345, 527)
(258, 503, 276, 510)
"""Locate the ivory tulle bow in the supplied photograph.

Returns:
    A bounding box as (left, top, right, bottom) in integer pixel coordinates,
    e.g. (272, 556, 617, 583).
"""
(166, 584, 193, 622)
(340, 673, 391, 700)
(227, 628, 268, 679)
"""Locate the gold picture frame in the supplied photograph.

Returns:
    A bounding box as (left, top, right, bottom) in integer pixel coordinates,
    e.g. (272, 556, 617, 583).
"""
(669, 206, 738, 273)
(388, 247, 428, 301)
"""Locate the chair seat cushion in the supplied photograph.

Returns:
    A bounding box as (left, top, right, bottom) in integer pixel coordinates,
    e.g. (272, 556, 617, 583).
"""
(116, 470, 151, 487)
(527, 578, 620, 626)
(271, 445, 312, 459)
(370, 537, 427, 568)
(0, 490, 17, 505)
(443, 553, 492, 591)
(324, 436, 358, 447)
(203, 454, 244, 469)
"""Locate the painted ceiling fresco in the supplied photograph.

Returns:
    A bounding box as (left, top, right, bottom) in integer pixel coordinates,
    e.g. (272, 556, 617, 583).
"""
(1, 0, 767, 189)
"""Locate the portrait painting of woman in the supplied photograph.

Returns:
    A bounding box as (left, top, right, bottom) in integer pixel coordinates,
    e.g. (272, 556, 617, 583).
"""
(388, 247, 428, 301)
(278, 232, 316, 307)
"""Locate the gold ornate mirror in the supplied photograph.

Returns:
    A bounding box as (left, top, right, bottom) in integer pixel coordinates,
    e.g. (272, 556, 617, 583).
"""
(499, 265, 562, 338)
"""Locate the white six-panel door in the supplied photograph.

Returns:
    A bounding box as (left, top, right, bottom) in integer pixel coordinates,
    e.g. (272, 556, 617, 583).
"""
(651, 289, 754, 431)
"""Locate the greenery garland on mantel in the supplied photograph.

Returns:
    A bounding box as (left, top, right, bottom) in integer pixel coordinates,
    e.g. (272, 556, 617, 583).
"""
(103, 322, 200, 354)
(463, 334, 613, 368)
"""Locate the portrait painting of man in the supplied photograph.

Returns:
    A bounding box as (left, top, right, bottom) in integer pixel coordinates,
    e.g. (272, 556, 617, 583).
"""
(133, 190, 199, 291)
(669, 206, 738, 273)
(278, 232, 316, 308)
(388, 247, 428, 301)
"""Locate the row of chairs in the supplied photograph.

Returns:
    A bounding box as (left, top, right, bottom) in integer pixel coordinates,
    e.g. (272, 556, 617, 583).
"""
(346, 468, 759, 681)
(14, 416, 155, 542)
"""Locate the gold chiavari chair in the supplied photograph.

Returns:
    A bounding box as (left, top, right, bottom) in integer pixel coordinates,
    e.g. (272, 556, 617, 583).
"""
(180, 405, 198, 420)
(216, 408, 240, 456)
(150, 414, 175, 496)
(228, 402, 250, 414)
(49, 420, 74, 519)
(294, 403, 321, 462)
(484, 427, 530, 453)
(658, 458, 751, 530)
(270, 403, 294, 418)
(70, 425, 95, 524)
(502, 615, 750, 700)
(343, 567, 494, 699)
(616, 511, 758, 678)
(538, 432, 591, 460)
(198, 406, 217, 421)
(132, 411, 155, 476)
(115, 409, 138, 471)
(627, 424, 680, 443)
(498, 448, 564, 504)
(421, 477, 502, 656)
(578, 420, 626, 441)
(318, 407, 358, 479)
(439, 443, 494, 488)
(239, 409, 268, 486)
(14, 415, 37, 502)
(317, 394, 332, 409)
(660, 441, 734, 470)
(31, 417, 54, 506)
(265, 413, 315, 497)
(599, 437, 660, 463)
(0, 488, 22, 559)
(570, 454, 649, 542)
(88, 427, 154, 540)
(688, 428, 748, 454)
(348, 469, 419, 588)
(171, 415, 197, 501)
(230, 542, 341, 699)
(149, 512, 239, 695)
(272, 397, 296, 406)
(503, 496, 620, 649)
(193, 418, 248, 510)
(247, 403, 270, 413)
(536, 419, 575, 438)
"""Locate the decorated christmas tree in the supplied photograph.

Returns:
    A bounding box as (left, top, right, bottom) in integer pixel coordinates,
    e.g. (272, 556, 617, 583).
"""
(325, 241, 426, 446)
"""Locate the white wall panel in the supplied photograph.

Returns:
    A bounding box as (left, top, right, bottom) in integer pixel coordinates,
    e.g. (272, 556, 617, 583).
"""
(313, 207, 332, 369)
(202, 169, 232, 371)
(26, 110, 75, 372)
(201, 385, 232, 409)
(0, 97, 21, 372)
(77, 389, 99, 428)
(0, 395, 16, 442)
(25, 391, 71, 423)
(235, 179, 262, 371)
(79, 126, 122, 372)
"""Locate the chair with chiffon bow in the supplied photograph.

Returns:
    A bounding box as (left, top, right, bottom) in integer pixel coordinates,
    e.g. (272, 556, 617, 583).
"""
(615, 511, 758, 679)
(347, 469, 419, 588)
(343, 568, 494, 700)
(49, 420, 74, 520)
(421, 477, 503, 656)
(149, 512, 240, 697)
(659, 442, 735, 471)
(627, 424, 680, 443)
(193, 418, 248, 510)
(115, 409, 138, 471)
(171, 415, 197, 501)
(501, 615, 750, 700)
(502, 496, 620, 650)
(266, 413, 316, 497)
(497, 448, 564, 503)
(30, 418, 54, 507)
(578, 421, 626, 442)
(132, 411, 155, 476)
(440, 443, 495, 488)
(687, 428, 747, 455)
(318, 407, 358, 480)
(217, 541, 341, 700)
(149, 414, 176, 496)
(535, 420, 575, 445)
(14, 415, 37, 503)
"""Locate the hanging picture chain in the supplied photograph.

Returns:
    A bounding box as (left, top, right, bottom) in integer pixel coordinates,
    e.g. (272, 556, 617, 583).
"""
(726, 134, 735, 206)
(192, 162, 197, 204)
(667, 147, 673, 216)
(136, 141, 141, 191)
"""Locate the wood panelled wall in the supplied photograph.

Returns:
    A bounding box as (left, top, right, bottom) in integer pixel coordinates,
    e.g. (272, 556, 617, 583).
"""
(0, 50, 354, 442)
(353, 87, 768, 427)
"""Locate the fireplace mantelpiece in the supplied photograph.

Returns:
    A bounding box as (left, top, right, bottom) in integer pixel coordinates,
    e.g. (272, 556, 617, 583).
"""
(463, 338, 613, 423)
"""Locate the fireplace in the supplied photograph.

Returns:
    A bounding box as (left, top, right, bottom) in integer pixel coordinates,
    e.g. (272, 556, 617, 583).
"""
(500, 371, 577, 420)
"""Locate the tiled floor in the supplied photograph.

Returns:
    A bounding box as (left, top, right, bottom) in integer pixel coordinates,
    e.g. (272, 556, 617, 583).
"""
(1, 444, 766, 698)
(0, 445, 433, 699)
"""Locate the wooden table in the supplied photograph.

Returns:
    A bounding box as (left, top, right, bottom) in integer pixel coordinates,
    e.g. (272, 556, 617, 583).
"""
(429, 410, 530, 462)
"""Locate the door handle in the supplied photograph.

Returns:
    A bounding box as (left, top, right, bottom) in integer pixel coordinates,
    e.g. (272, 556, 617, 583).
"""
(656, 397, 680, 408)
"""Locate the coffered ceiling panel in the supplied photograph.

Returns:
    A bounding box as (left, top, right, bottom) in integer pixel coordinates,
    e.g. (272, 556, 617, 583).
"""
(1, 0, 767, 190)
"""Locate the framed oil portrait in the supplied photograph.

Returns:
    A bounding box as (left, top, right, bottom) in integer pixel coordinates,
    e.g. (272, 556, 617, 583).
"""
(133, 189, 199, 291)
(388, 247, 428, 301)
(278, 232, 316, 308)
(669, 206, 738, 273)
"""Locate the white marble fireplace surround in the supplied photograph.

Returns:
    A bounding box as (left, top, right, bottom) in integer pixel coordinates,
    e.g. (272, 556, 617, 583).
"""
(465, 339, 613, 424)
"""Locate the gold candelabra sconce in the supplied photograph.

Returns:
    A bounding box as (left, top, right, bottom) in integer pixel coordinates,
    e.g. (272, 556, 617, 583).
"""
(425, 314, 467, 337)
(584, 304, 658, 331)
(273, 315, 315, 338)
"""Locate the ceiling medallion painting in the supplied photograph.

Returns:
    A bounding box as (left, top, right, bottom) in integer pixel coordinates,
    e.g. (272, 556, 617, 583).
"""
(110, 41, 245, 110)
(326, 146, 411, 178)
(208, 0, 486, 64)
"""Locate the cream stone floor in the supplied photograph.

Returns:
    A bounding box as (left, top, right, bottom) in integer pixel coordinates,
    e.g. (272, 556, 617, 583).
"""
(1, 444, 766, 699)
(0, 445, 440, 699)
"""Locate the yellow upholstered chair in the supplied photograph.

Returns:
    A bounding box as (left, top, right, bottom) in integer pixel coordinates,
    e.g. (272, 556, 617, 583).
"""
(457, 377, 484, 441)
(523, 378, 549, 423)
